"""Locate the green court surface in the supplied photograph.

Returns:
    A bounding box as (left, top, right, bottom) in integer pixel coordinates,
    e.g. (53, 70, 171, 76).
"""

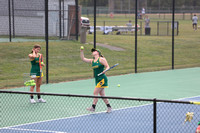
(10, 67, 200, 100)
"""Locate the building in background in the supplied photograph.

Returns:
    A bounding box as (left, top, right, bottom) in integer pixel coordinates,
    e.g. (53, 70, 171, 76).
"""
(0, 0, 76, 38)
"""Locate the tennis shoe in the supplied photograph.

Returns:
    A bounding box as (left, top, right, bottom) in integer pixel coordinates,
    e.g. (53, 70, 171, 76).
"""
(30, 99, 36, 104)
(37, 98, 46, 103)
(106, 107, 112, 113)
(86, 107, 95, 112)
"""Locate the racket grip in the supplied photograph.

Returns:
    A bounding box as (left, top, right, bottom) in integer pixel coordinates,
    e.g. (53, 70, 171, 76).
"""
(98, 72, 103, 76)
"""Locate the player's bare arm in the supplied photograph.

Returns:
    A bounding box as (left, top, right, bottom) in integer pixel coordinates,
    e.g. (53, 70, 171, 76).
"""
(100, 57, 110, 73)
(29, 49, 37, 59)
(80, 49, 92, 64)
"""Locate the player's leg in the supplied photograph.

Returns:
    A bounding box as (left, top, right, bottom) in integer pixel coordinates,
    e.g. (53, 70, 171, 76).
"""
(36, 78, 41, 93)
(30, 78, 36, 103)
(99, 88, 109, 104)
(93, 87, 101, 104)
(195, 24, 197, 30)
(99, 89, 112, 113)
(87, 87, 101, 112)
(36, 77, 46, 103)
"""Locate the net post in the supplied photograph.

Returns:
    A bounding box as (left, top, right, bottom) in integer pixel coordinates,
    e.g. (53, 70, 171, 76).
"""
(153, 98, 157, 133)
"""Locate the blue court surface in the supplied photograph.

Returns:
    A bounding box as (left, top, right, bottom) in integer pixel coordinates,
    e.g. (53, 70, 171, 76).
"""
(1, 96, 200, 133)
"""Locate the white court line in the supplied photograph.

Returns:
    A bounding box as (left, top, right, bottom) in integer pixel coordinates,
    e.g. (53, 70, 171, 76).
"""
(4, 127, 68, 133)
(1, 95, 200, 132)
(175, 95, 200, 101)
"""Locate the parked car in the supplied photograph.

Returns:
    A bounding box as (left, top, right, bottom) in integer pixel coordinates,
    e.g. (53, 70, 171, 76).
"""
(81, 17, 90, 27)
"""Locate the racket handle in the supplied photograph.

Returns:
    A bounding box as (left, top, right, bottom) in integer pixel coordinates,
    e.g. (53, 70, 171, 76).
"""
(97, 63, 119, 76)
(98, 72, 103, 76)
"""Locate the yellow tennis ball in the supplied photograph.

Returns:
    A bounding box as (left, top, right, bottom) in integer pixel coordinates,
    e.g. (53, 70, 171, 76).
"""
(80, 46, 84, 50)
(41, 62, 44, 65)
(117, 84, 120, 87)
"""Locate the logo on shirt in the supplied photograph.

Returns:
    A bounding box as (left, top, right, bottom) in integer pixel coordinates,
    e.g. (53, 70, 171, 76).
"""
(92, 65, 99, 69)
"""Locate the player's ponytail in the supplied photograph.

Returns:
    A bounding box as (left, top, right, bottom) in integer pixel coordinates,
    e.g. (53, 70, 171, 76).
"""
(100, 54, 104, 58)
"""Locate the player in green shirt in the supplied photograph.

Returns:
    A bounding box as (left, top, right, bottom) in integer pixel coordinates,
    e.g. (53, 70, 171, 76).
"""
(80, 48, 112, 113)
(28, 44, 46, 104)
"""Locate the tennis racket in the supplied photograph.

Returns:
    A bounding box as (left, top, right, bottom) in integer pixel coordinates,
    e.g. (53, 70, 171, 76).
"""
(98, 63, 119, 76)
(39, 54, 43, 78)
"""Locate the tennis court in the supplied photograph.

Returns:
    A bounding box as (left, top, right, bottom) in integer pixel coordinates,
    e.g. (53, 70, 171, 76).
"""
(1, 67, 200, 133)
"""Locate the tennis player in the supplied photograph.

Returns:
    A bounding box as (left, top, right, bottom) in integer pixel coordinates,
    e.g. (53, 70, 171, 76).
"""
(28, 44, 46, 104)
(80, 48, 112, 113)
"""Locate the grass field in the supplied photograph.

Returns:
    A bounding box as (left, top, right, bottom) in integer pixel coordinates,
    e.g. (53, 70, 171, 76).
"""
(0, 16, 200, 89)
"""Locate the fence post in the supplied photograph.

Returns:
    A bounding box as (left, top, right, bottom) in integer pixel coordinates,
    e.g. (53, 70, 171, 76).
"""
(45, 0, 49, 84)
(134, 0, 138, 73)
(8, 0, 12, 42)
(164, 13, 165, 19)
(62, 0, 64, 37)
(11, 0, 15, 38)
(75, 0, 78, 41)
(167, 22, 169, 36)
(153, 98, 157, 133)
(172, 0, 175, 70)
(93, 0, 96, 48)
(59, 0, 61, 39)
(103, 21, 105, 34)
(140, 21, 142, 35)
(177, 21, 179, 36)
(157, 21, 159, 36)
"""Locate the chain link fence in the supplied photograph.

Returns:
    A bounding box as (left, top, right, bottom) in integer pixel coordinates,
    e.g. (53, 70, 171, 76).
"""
(0, 0, 77, 41)
(88, 20, 179, 36)
(1, 91, 200, 133)
(1, 0, 200, 89)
